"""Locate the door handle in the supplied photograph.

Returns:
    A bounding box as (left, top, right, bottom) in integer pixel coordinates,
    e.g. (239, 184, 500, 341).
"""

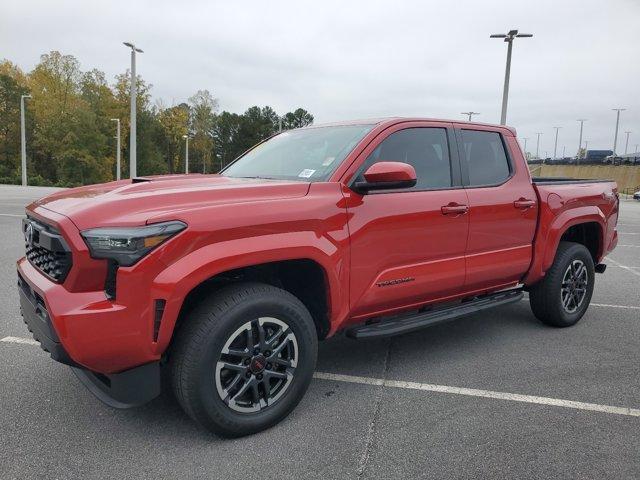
(514, 198, 536, 209)
(441, 203, 469, 215)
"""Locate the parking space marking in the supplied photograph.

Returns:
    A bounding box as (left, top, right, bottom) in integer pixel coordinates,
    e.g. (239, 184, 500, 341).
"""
(1, 336, 40, 346)
(617, 244, 640, 248)
(313, 372, 640, 418)
(605, 257, 640, 277)
(591, 303, 640, 310)
(619, 232, 639, 235)
(0, 213, 25, 218)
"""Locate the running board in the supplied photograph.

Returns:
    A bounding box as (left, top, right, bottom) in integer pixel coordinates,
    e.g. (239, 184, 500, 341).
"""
(346, 289, 524, 339)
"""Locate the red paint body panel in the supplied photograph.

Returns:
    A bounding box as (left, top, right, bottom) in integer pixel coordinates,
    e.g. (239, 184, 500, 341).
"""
(17, 118, 618, 375)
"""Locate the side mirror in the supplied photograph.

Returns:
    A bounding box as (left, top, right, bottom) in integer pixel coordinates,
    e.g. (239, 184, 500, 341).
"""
(354, 161, 417, 193)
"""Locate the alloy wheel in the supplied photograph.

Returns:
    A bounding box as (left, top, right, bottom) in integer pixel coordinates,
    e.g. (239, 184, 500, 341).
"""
(215, 317, 298, 413)
(561, 259, 588, 313)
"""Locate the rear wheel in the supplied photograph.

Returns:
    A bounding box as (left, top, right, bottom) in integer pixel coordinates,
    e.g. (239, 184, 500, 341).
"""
(170, 282, 317, 437)
(529, 241, 595, 327)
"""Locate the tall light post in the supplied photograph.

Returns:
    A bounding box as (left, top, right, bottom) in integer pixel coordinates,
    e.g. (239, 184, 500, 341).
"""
(584, 140, 589, 152)
(461, 112, 480, 121)
(612, 108, 625, 154)
(123, 42, 143, 178)
(182, 135, 190, 174)
(553, 126, 561, 159)
(20, 94, 32, 186)
(623, 131, 631, 155)
(110, 119, 121, 180)
(490, 29, 533, 125)
(522, 137, 529, 158)
(576, 119, 586, 163)
(536, 132, 543, 160)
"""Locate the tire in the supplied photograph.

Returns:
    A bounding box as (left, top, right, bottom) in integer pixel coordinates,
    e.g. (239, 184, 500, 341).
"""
(170, 282, 318, 437)
(529, 241, 595, 327)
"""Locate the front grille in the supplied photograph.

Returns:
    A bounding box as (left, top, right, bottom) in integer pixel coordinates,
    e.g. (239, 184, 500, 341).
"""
(23, 217, 72, 283)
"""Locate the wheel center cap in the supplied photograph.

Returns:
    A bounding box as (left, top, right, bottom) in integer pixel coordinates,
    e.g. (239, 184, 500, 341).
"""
(249, 355, 267, 374)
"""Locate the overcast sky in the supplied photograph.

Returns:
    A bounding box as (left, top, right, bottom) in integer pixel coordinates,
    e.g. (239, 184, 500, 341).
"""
(2, 0, 639, 156)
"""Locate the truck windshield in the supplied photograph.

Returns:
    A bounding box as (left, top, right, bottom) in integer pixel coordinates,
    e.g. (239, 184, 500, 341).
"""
(222, 124, 374, 182)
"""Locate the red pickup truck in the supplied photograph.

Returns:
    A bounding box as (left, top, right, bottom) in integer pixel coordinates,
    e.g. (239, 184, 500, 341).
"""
(18, 118, 619, 436)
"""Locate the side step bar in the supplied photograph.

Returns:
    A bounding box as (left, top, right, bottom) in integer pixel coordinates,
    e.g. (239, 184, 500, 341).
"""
(346, 289, 524, 340)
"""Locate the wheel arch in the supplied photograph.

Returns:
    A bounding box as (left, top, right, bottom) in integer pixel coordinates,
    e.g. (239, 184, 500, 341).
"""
(524, 206, 606, 285)
(149, 236, 346, 354)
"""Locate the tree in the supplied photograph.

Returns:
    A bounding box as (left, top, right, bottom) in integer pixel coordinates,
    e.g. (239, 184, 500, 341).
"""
(282, 108, 314, 129)
(0, 61, 29, 183)
(0, 51, 316, 186)
(189, 90, 218, 173)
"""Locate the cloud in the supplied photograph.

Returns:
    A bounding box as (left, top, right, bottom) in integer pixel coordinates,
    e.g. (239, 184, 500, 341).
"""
(2, 0, 639, 154)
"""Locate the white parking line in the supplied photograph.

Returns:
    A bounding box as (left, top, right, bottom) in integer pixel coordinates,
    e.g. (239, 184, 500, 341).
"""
(605, 257, 640, 277)
(313, 372, 640, 418)
(619, 232, 639, 235)
(617, 245, 640, 248)
(0, 213, 24, 218)
(1, 336, 39, 346)
(591, 303, 640, 310)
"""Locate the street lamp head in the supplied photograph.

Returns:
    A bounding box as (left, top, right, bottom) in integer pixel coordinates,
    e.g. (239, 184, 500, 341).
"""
(516, 33, 533, 38)
(182, 134, 188, 139)
(123, 42, 144, 53)
(21, 94, 32, 99)
(490, 34, 507, 38)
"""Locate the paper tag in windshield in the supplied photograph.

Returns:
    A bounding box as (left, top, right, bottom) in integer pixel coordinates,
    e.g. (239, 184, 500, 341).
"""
(298, 169, 316, 178)
(322, 156, 336, 166)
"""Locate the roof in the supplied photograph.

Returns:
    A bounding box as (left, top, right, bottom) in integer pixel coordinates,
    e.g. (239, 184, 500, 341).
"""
(308, 117, 517, 135)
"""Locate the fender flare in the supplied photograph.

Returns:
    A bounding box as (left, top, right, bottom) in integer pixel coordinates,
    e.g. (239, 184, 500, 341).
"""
(525, 206, 605, 285)
(149, 232, 346, 353)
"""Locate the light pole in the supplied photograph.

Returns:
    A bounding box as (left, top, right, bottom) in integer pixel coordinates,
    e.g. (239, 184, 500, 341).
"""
(522, 137, 529, 158)
(110, 119, 121, 180)
(123, 42, 143, 178)
(562, 146, 566, 158)
(612, 108, 625, 154)
(624, 131, 631, 155)
(584, 140, 589, 154)
(461, 112, 480, 121)
(490, 29, 533, 125)
(576, 119, 586, 163)
(20, 94, 32, 186)
(182, 135, 190, 174)
(536, 132, 543, 160)
(553, 127, 561, 159)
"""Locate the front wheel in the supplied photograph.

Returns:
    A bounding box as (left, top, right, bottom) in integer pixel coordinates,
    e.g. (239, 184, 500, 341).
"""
(170, 282, 318, 437)
(529, 241, 595, 327)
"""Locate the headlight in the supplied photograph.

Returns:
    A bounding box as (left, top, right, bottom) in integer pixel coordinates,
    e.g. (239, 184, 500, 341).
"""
(81, 221, 186, 266)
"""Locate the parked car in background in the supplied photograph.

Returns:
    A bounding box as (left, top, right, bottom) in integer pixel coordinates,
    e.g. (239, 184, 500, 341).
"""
(634, 190, 640, 200)
(17, 118, 619, 437)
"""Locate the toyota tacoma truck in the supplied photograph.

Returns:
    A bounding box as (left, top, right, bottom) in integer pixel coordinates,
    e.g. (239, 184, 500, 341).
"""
(17, 118, 619, 437)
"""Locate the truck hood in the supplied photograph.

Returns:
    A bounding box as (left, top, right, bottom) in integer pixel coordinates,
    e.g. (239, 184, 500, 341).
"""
(31, 174, 310, 229)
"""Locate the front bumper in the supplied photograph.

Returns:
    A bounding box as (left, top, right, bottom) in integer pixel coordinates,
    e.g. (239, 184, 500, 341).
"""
(18, 272, 77, 366)
(17, 263, 161, 408)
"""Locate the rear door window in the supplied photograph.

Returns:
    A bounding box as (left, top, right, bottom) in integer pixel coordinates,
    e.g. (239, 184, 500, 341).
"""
(460, 130, 511, 186)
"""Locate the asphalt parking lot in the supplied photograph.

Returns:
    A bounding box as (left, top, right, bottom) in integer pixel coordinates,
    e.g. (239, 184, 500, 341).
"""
(1, 185, 638, 479)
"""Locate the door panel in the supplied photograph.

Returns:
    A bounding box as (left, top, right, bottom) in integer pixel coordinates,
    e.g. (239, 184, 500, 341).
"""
(455, 126, 537, 291)
(344, 123, 469, 319)
(347, 189, 469, 317)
